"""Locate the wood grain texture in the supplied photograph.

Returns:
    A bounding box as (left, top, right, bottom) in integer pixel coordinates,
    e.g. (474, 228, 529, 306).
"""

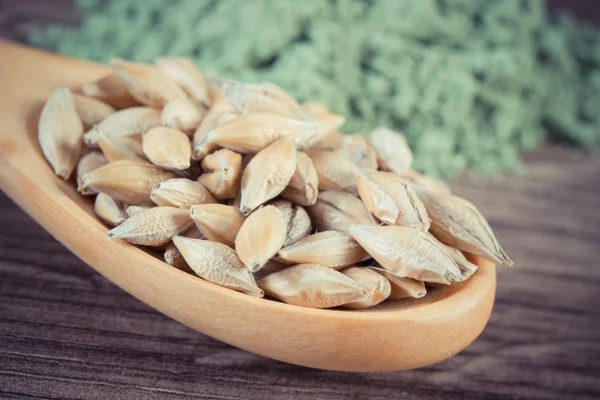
(1, 1, 600, 399)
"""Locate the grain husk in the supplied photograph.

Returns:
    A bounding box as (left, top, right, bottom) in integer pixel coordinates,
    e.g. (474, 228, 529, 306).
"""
(126, 205, 152, 217)
(277, 231, 367, 269)
(94, 192, 127, 227)
(224, 81, 302, 118)
(367, 266, 427, 299)
(38, 88, 84, 179)
(155, 56, 211, 105)
(403, 169, 452, 195)
(270, 200, 312, 247)
(338, 134, 378, 169)
(442, 244, 479, 281)
(107, 206, 192, 246)
(81, 160, 177, 205)
(150, 178, 216, 208)
(308, 150, 358, 195)
(191, 104, 238, 160)
(72, 94, 116, 126)
(353, 169, 429, 231)
(222, 80, 300, 109)
(252, 260, 289, 281)
(82, 73, 138, 109)
(349, 224, 461, 284)
(76, 151, 107, 195)
(258, 263, 367, 309)
(198, 148, 242, 200)
(110, 58, 186, 107)
(368, 127, 413, 175)
(299, 102, 346, 136)
(206, 113, 319, 154)
(189, 203, 245, 247)
(306, 191, 376, 233)
(280, 151, 319, 206)
(83, 107, 161, 147)
(235, 205, 287, 272)
(342, 266, 391, 309)
(415, 190, 513, 266)
(142, 127, 192, 170)
(163, 225, 202, 271)
(239, 137, 297, 215)
(172, 236, 263, 297)
(161, 97, 207, 136)
(95, 126, 146, 163)
(306, 130, 344, 150)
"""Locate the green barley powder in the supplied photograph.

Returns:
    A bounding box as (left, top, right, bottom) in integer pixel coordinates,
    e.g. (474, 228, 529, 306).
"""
(28, 0, 600, 177)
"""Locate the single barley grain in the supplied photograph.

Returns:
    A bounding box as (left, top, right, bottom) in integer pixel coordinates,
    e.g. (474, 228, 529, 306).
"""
(142, 127, 192, 170)
(94, 192, 127, 227)
(199, 148, 243, 200)
(239, 137, 297, 215)
(349, 224, 461, 284)
(38, 88, 84, 179)
(415, 190, 513, 266)
(277, 230, 367, 269)
(151, 178, 216, 208)
(81, 160, 177, 205)
(308, 150, 358, 195)
(189, 203, 245, 247)
(172, 236, 263, 297)
(235, 205, 287, 273)
(258, 263, 368, 309)
(107, 206, 192, 246)
(76, 151, 107, 195)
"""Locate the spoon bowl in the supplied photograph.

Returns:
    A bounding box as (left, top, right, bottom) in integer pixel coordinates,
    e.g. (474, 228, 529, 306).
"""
(0, 40, 496, 372)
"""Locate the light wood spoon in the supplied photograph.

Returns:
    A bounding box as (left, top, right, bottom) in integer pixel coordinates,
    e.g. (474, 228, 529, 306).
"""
(0, 40, 496, 372)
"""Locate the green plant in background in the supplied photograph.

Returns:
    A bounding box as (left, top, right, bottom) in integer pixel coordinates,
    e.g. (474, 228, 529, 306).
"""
(28, 0, 600, 177)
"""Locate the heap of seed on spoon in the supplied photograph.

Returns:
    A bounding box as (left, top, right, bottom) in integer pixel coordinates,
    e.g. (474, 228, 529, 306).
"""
(38, 56, 513, 309)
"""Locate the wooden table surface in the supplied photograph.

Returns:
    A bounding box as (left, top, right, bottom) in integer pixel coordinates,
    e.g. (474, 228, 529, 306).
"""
(1, 2, 600, 399)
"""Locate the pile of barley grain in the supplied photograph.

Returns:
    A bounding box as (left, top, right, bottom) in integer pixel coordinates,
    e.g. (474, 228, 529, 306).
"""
(38, 57, 512, 309)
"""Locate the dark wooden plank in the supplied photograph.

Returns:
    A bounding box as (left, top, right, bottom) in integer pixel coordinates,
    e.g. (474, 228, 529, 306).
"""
(1, 145, 599, 400)
(0, 0, 80, 43)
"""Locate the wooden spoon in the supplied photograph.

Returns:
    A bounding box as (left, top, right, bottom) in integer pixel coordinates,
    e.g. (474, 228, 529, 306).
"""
(0, 40, 496, 372)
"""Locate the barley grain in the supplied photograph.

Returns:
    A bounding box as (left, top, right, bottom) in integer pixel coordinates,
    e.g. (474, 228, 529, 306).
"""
(173, 236, 263, 297)
(107, 206, 192, 246)
(235, 206, 287, 272)
(189, 203, 245, 247)
(38, 88, 84, 179)
(239, 137, 297, 215)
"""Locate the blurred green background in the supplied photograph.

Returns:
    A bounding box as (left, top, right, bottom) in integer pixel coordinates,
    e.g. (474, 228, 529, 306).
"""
(25, 0, 600, 177)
